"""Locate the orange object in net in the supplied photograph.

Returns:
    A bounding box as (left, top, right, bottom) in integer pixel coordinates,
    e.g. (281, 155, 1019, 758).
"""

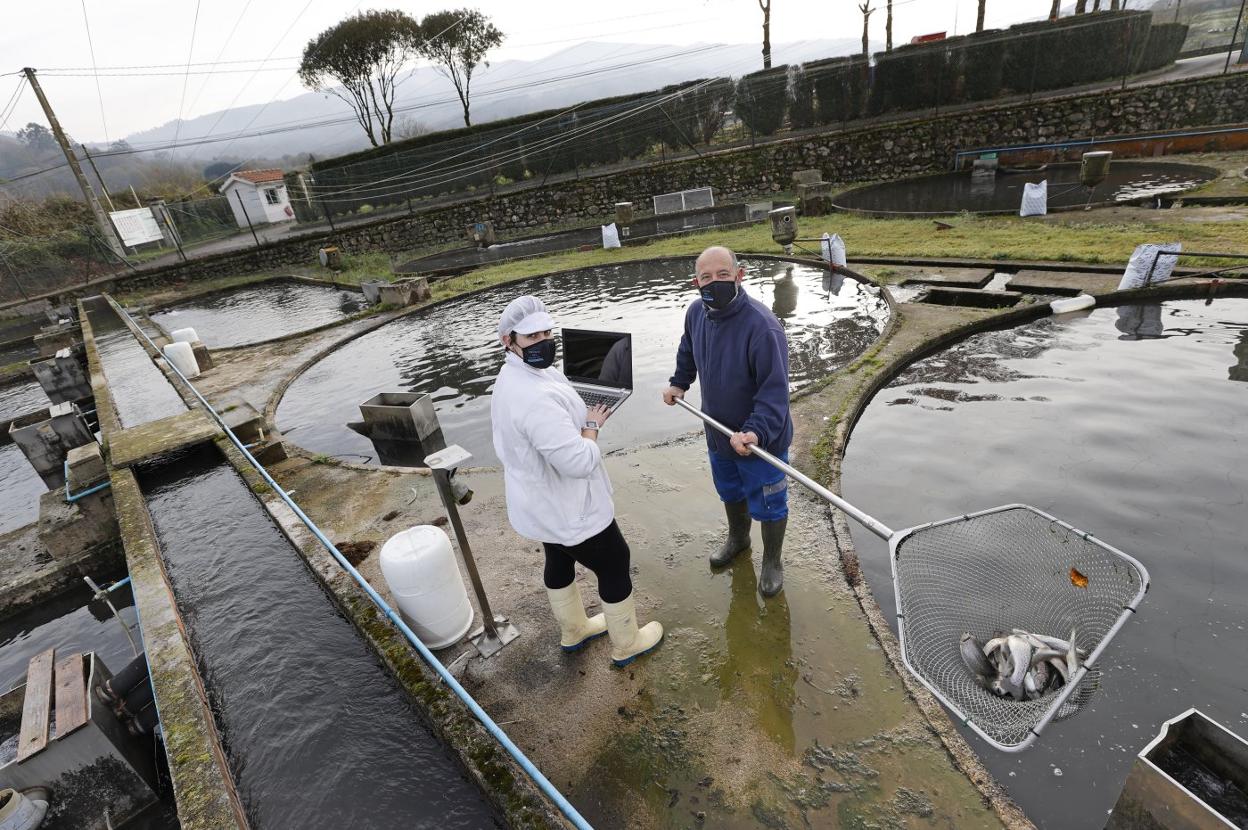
(1070, 567, 1089, 589)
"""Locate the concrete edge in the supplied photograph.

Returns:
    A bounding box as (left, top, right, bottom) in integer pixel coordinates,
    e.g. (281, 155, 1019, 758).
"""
(79, 298, 250, 830)
(814, 278, 1248, 829)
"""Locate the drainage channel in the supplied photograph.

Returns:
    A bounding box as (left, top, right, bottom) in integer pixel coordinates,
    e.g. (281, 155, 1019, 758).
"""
(136, 442, 500, 829)
(83, 298, 503, 828)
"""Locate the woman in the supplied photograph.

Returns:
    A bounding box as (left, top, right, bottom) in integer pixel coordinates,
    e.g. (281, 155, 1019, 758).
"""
(490, 295, 663, 667)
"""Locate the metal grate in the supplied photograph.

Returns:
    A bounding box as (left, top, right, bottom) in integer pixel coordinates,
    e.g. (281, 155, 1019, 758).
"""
(891, 504, 1148, 751)
(652, 186, 715, 215)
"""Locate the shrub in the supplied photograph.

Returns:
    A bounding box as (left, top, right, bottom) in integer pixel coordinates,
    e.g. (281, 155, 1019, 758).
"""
(734, 67, 790, 136)
(806, 56, 869, 124)
(1138, 23, 1189, 72)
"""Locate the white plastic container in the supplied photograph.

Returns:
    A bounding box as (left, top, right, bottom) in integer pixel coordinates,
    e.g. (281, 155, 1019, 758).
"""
(379, 526, 473, 649)
(170, 327, 199, 344)
(162, 341, 200, 378)
(1049, 294, 1096, 315)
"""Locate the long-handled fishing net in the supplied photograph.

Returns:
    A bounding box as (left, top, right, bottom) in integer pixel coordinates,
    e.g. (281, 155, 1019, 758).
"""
(677, 399, 1149, 752)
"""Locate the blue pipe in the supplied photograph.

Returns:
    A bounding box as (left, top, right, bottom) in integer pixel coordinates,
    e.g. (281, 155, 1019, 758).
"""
(107, 576, 132, 593)
(64, 458, 112, 503)
(951, 124, 1248, 166)
(113, 304, 594, 830)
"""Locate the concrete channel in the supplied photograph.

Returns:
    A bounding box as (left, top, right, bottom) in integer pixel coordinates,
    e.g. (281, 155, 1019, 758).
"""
(75, 295, 570, 828)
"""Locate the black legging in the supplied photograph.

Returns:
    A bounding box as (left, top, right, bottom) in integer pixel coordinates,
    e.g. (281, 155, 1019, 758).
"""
(543, 520, 633, 603)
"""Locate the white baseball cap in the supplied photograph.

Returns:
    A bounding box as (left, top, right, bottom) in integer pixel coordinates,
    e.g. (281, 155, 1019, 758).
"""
(498, 295, 555, 336)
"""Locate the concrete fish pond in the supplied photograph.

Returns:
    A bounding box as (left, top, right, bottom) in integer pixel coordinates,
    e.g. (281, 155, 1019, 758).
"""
(149, 279, 366, 349)
(277, 258, 888, 466)
(832, 161, 1218, 215)
(841, 298, 1248, 828)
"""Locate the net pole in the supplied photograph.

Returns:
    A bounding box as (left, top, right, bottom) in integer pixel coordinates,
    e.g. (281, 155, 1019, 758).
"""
(674, 398, 894, 539)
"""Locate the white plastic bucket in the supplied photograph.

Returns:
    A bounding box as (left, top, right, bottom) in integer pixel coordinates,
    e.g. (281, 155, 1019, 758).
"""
(1050, 294, 1096, 315)
(379, 526, 473, 649)
(162, 341, 200, 378)
(170, 327, 199, 344)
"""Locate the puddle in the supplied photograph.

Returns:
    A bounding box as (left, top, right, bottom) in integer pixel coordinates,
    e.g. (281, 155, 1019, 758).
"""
(842, 299, 1248, 828)
(278, 259, 889, 466)
(150, 281, 366, 348)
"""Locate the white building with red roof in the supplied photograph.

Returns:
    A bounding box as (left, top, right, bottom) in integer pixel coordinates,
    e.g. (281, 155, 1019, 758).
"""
(219, 169, 296, 229)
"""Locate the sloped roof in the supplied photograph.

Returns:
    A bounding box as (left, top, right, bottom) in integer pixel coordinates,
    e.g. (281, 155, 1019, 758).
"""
(230, 169, 285, 184)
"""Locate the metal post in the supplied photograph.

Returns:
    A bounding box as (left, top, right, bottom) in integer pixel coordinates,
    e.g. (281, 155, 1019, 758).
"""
(79, 145, 115, 212)
(156, 203, 188, 263)
(425, 445, 519, 658)
(319, 197, 338, 235)
(234, 190, 261, 249)
(0, 250, 29, 300)
(1226, 0, 1247, 74)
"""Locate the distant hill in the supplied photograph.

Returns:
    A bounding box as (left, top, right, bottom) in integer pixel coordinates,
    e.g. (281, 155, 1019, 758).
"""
(122, 38, 867, 165)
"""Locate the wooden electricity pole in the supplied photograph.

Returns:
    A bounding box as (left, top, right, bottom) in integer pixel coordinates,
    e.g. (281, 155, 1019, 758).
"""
(22, 67, 125, 258)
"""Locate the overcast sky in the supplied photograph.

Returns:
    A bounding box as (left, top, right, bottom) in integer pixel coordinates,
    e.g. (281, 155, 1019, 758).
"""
(1, 0, 1059, 143)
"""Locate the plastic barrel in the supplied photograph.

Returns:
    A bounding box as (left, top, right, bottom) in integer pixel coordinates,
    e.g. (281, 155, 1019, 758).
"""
(162, 342, 200, 378)
(379, 526, 474, 649)
(170, 327, 199, 344)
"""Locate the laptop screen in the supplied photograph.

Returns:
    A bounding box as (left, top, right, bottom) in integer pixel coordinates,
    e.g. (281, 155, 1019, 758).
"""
(562, 329, 633, 389)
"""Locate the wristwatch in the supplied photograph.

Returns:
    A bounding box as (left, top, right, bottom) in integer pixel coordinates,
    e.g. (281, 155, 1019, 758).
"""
(584, 420, 600, 430)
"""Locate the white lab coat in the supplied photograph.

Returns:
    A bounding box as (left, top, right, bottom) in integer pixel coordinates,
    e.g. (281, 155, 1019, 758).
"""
(490, 351, 615, 546)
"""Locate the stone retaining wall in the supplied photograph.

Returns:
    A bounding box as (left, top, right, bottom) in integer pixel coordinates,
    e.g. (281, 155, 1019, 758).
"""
(40, 72, 1248, 302)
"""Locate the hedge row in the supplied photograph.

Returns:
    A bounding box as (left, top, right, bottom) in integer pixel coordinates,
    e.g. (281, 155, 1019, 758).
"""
(304, 10, 1185, 216)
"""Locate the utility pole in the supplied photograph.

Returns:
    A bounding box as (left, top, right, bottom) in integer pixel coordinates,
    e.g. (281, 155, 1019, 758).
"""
(21, 67, 125, 259)
(78, 144, 115, 212)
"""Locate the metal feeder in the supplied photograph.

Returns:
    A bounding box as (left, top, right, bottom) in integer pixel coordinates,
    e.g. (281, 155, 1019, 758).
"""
(425, 445, 519, 659)
(769, 206, 797, 255)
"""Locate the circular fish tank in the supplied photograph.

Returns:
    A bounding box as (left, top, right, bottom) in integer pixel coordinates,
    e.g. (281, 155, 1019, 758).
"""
(832, 161, 1218, 216)
(840, 298, 1248, 827)
(276, 257, 890, 467)
(150, 279, 366, 349)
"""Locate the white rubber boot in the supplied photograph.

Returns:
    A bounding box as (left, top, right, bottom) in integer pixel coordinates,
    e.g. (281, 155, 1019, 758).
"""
(545, 582, 607, 652)
(602, 593, 664, 667)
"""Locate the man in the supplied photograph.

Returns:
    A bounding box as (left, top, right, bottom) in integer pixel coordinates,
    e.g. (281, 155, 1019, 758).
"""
(663, 246, 793, 597)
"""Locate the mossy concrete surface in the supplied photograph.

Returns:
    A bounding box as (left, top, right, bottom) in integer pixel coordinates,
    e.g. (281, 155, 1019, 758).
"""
(79, 297, 249, 830)
(107, 410, 222, 468)
(266, 435, 1002, 829)
(0, 522, 124, 621)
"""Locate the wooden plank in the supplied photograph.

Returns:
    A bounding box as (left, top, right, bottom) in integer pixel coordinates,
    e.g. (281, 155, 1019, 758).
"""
(16, 648, 54, 762)
(55, 653, 88, 738)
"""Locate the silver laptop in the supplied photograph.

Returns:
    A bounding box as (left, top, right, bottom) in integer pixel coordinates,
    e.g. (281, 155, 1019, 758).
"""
(563, 328, 633, 414)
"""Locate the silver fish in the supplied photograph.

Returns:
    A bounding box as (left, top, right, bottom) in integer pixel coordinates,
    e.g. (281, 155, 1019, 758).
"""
(960, 632, 995, 679)
(1006, 635, 1032, 691)
(1047, 655, 1070, 686)
(1065, 628, 1081, 679)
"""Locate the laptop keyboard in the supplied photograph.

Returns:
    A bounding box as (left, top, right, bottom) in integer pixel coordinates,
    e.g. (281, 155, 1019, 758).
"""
(578, 390, 624, 409)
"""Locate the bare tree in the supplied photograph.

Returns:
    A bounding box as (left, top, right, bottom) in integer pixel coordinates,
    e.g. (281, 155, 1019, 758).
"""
(394, 115, 428, 140)
(759, 0, 773, 69)
(859, 1, 875, 58)
(1110, 0, 1120, 8)
(1076, 0, 1088, 13)
(1173, 0, 1182, 22)
(976, 0, 987, 32)
(886, 0, 893, 51)
(1093, 0, 1102, 10)
(419, 9, 504, 127)
(298, 10, 423, 147)
(1050, 0, 1060, 19)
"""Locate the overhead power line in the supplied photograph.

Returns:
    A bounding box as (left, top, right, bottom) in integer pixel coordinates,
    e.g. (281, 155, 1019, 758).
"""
(79, 0, 110, 143)
(170, 0, 204, 156)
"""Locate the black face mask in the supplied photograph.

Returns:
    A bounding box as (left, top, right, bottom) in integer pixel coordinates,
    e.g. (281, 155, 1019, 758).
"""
(700, 279, 739, 311)
(518, 337, 557, 369)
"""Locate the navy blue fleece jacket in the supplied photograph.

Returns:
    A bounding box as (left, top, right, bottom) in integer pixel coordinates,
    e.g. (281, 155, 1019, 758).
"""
(669, 287, 793, 457)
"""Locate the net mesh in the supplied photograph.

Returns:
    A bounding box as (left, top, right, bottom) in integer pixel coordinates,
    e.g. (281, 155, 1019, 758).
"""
(893, 505, 1145, 749)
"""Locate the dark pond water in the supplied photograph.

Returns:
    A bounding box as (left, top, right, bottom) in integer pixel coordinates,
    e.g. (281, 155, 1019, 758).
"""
(833, 162, 1216, 215)
(0, 444, 45, 535)
(0, 379, 47, 418)
(0, 581, 140, 692)
(841, 299, 1248, 828)
(84, 300, 187, 429)
(150, 281, 366, 348)
(0, 338, 37, 368)
(139, 444, 500, 829)
(278, 258, 889, 467)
